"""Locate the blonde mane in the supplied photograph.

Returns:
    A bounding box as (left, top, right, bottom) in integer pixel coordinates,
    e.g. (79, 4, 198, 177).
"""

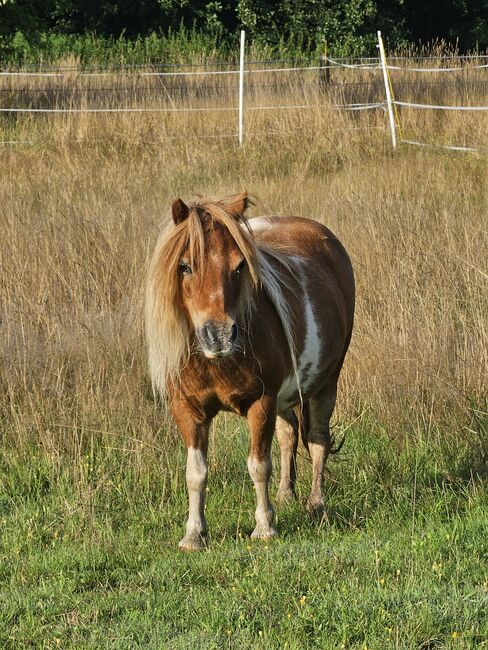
(145, 194, 298, 396)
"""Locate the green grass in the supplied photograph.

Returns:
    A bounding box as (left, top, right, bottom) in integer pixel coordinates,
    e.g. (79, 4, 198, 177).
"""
(1, 407, 487, 648)
(0, 29, 319, 68)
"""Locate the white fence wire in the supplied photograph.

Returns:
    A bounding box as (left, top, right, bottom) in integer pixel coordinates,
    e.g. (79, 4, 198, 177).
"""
(401, 139, 482, 153)
(326, 55, 488, 73)
(387, 62, 488, 72)
(0, 103, 385, 114)
(395, 100, 488, 111)
(0, 65, 326, 78)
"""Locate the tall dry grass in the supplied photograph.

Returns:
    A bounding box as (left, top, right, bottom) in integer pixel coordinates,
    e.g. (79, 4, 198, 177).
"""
(0, 60, 487, 467)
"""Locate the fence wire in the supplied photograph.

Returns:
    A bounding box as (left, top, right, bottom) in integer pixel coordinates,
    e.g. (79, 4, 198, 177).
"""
(1, 53, 488, 152)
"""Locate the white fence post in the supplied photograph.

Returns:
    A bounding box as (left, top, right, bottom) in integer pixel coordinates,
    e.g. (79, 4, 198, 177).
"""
(377, 30, 397, 149)
(238, 30, 245, 145)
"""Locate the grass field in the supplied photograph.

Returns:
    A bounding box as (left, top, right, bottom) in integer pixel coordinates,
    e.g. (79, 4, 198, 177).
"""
(1, 60, 487, 647)
(1, 416, 487, 648)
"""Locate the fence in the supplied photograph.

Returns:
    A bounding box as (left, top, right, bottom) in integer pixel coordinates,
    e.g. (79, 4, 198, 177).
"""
(328, 31, 488, 153)
(1, 30, 487, 152)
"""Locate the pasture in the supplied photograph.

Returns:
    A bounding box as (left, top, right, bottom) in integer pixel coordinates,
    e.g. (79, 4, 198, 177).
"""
(0, 62, 487, 647)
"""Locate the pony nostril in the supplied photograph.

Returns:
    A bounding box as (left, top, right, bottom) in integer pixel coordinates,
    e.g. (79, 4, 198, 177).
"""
(202, 322, 216, 345)
(200, 321, 236, 353)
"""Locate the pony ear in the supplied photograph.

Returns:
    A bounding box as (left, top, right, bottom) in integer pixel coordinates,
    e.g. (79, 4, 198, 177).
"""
(172, 198, 189, 225)
(225, 192, 252, 219)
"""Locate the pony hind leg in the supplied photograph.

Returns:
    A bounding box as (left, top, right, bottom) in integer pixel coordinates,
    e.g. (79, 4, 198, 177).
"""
(306, 383, 338, 518)
(275, 413, 298, 505)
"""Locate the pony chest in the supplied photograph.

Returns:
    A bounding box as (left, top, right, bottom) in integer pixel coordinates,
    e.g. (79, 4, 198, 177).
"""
(214, 374, 265, 416)
(193, 363, 265, 417)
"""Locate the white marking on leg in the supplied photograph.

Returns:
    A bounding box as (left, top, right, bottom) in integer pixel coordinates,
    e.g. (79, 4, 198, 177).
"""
(180, 447, 207, 549)
(248, 455, 277, 539)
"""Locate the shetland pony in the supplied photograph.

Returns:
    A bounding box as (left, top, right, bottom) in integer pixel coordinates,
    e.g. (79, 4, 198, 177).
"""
(146, 193, 355, 550)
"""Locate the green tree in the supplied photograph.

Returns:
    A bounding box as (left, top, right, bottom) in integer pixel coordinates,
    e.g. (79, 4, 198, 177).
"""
(402, 0, 488, 50)
(237, 0, 384, 53)
(1, 0, 488, 57)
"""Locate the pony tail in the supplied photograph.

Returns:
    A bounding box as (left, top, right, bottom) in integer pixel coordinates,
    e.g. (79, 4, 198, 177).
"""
(293, 402, 345, 458)
(294, 402, 310, 455)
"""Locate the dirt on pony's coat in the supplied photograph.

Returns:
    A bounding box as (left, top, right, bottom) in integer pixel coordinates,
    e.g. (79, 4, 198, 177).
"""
(145, 192, 355, 550)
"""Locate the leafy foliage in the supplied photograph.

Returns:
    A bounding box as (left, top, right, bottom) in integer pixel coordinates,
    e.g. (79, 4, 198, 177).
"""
(0, 0, 487, 65)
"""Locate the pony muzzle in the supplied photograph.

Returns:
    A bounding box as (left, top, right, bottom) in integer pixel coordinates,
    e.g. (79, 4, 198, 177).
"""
(198, 320, 238, 359)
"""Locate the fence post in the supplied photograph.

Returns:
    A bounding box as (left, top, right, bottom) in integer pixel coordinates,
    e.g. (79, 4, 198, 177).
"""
(377, 30, 397, 149)
(319, 42, 330, 91)
(238, 30, 245, 145)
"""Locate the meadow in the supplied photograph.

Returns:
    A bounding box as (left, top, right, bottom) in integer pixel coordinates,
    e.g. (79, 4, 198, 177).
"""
(0, 58, 487, 648)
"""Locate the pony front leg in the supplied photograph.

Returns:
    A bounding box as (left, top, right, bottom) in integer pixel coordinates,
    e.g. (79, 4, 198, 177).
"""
(171, 402, 210, 551)
(247, 396, 278, 540)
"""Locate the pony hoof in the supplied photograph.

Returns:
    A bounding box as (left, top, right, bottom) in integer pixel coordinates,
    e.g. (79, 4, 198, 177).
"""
(250, 525, 278, 540)
(178, 533, 206, 551)
(276, 488, 296, 506)
(307, 500, 325, 520)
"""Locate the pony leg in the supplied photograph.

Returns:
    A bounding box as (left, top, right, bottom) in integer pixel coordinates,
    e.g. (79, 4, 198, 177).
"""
(180, 444, 209, 550)
(171, 404, 210, 551)
(306, 384, 337, 517)
(275, 414, 298, 504)
(247, 395, 278, 540)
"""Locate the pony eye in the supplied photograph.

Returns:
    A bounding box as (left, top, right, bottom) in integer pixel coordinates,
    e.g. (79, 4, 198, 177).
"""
(179, 261, 192, 275)
(234, 260, 246, 275)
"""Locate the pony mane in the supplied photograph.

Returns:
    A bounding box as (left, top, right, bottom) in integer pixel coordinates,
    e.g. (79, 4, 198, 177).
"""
(145, 194, 298, 396)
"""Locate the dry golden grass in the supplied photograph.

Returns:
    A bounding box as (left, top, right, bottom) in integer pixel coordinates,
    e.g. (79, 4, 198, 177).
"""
(0, 62, 487, 464)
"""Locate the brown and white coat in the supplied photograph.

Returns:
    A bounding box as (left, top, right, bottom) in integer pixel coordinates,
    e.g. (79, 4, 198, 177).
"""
(145, 193, 355, 549)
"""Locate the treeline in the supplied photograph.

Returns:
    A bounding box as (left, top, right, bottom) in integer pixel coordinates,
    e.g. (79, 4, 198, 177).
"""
(1, 0, 487, 65)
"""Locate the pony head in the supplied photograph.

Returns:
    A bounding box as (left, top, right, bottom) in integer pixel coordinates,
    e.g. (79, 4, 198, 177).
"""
(146, 192, 260, 391)
(172, 193, 256, 359)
